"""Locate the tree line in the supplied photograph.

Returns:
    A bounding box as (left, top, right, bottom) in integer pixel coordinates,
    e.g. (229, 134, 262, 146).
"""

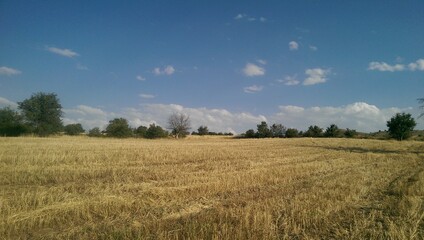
(0, 92, 421, 141)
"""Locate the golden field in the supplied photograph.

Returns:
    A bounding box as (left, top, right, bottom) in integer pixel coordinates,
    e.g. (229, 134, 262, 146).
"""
(1, 136, 423, 239)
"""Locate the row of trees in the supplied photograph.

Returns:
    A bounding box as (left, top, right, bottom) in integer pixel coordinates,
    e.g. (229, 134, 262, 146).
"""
(0, 92, 421, 141)
(242, 113, 417, 141)
(242, 122, 358, 139)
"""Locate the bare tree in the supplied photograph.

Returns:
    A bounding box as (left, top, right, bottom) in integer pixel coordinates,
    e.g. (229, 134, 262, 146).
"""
(167, 113, 191, 138)
(419, 98, 424, 118)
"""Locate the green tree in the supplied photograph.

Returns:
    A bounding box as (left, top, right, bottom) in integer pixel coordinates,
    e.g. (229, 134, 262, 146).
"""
(285, 128, 299, 138)
(257, 121, 272, 138)
(167, 113, 191, 138)
(64, 123, 85, 136)
(270, 123, 286, 138)
(134, 125, 148, 138)
(197, 125, 209, 136)
(105, 118, 133, 138)
(344, 128, 357, 138)
(324, 124, 341, 138)
(386, 113, 416, 141)
(244, 129, 256, 138)
(88, 127, 102, 137)
(304, 125, 323, 137)
(145, 124, 168, 139)
(0, 107, 28, 136)
(18, 92, 63, 136)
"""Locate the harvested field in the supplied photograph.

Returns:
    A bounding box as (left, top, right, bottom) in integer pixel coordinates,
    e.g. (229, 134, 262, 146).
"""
(1, 136, 423, 239)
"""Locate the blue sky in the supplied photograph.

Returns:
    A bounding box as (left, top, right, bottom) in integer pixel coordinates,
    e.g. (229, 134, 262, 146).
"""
(1, 0, 423, 133)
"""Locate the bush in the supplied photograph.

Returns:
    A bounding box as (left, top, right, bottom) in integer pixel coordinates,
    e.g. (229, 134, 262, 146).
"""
(285, 128, 299, 138)
(64, 123, 85, 135)
(145, 124, 168, 139)
(0, 107, 28, 136)
(88, 127, 102, 137)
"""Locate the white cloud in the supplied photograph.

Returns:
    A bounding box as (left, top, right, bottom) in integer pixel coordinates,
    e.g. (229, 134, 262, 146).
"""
(408, 59, 424, 71)
(46, 46, 79, 58)
(257, 59, 267, 65)
(368, 58, 424, 72)
(139, 94, 155, 99)
(243, 63, 265, 77)
(0, 66, 21, 76)
(289, 41, 299, 51)
(303, 68, 330, 86)
(260, 17, 267, 22)
(248, 17, 256, 22)
(309, 45, 318, 51)
(271, 102, 419, 133)
(0, 97, 18, 108)
(164, 65, 175, 75)
(136, 75, 146, 81)
(153, 65, 175, 76)
(234, 13, 245, 20)
(244, 85, 263, 93)
(278, 75, 300, 86)
(368, 62, 405, 72)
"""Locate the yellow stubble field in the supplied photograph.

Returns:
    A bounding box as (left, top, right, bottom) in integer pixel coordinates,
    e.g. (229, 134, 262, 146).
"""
(1, 136, 423, 239)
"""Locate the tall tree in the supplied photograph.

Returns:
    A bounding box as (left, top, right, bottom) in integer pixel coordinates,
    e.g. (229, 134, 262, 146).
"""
(18, 92, 63, 136)
(324, 124, 341, 138)
(167, 113, 191, 138)
(270, 123, 286, 138)
(304, 125, 323, 137)
(257, 121, 272, 138)
(105, 118, 133, 138)
(0, 107, 28, 136)
(386, 113, 416, 141)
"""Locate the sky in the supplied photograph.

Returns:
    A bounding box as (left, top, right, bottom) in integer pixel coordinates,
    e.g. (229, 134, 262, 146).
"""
(1, 0, 423, 133)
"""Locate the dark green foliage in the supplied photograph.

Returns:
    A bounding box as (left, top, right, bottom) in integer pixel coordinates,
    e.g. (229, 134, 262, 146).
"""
(0, 107, 28, 136)
(270, 123, 286, 138)
(304, 125, 323, 137)
(257, 121, 272, 138)
(64, 123, 85, 136)
(244, 129, 256, 138)
(18, 92, 63, 136)
(134, 125, 148, 138)
(145, 124, 168, 139)
(324, 124, 341, 138)
(88, 127, 102, 137)
(105, 118, 133, 138)
(386, 113, 416, 141)
(285, 128, 299, 138)
(344, 128, 357, 138)
(197, 125, 209, 136)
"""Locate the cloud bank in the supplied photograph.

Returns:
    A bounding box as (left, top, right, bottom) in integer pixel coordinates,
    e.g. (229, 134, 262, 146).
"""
(62, 101, 422, 134)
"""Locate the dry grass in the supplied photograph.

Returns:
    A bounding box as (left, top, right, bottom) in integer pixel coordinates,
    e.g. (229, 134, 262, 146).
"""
(1, 136, 423, 239)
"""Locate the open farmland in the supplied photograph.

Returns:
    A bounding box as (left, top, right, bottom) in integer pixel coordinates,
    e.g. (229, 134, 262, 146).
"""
(1, 137, 424, 239)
